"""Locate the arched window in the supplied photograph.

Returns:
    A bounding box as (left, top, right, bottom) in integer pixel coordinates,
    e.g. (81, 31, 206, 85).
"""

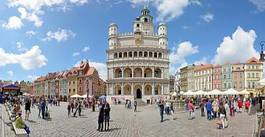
(154, 68, 162, 78)
(149, 52, 153, 58)
(114, 85, 121, 95)
(134, 68, 142, 77)
(124, 68, 132, 78)
(144, 52, 148, 57)
(119, 52, 122, 58)
(114, 53, 117, 58)
(154, 52, 157, 58)
(114, 68, 122, 78)
(158, 53, 162, 58)
(144, 68, 152, 77)
(139, 51, 143, 57)
(124, 52, 127, 58)
(144, 18, 148, 22)
(134, 52, 137, 57)
(129, 52, 132, 57)
(144, 85, 152, 95)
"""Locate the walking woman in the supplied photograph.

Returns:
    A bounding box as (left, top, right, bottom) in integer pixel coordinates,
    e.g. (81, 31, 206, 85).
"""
(25, 99, 31, 120)
(97, 101, 104, 132)
(218, 102, 227, 129)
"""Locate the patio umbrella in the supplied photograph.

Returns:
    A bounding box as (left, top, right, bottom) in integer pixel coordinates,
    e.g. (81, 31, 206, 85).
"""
(99, 95, 106, 100)
(70, 94, 82, 98)
(224, 88, 239, 95)
(239, 89, 250, 95)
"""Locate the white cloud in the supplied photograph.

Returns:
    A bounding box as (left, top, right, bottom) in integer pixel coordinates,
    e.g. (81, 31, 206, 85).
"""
(213, 26, 259, 65)
(73, 52, 80, 57)
(200, 13, 214, 23)
(90, 61, 107, 80)
(16, 42, 28, 52)
(169, 41, 199, 73)
(7, 71, 14, 77)
(249, 0, 265, 12)
(0, 45, 48, 70)
(25, 30, 37, 37)
(70, 0, 88, 5)
(27, 75, 39, 81)
(43, 28, 76, 42)
(2, 16, 23, 29)
(82, 46, 90, 52)
(130, 0, 199, 22)
(7, 0, 88, 28)
(18, 7, 43, 27)
(194, 57, 208, 65)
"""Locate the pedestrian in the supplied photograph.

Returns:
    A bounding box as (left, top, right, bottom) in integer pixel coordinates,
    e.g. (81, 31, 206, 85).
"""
(165, 101, 171, 115)
(41, 99, 46, 119)
(25, 99, 31, 121)
(67, 103, 71, 118)
(78, 101, 82, 116)
(71, 101, 74, 113)
(217, 102, 228, 129)
(245, 99, 250, 113)
(38, 101, 42, 118)
(104, 101, 111, 131)
(134, 100, 137, 112)
(229, 99, 235, 116)
(212, 99, 218, 119)
(206, 99, 213, 120)
(97, 101, 104, 132)
(237, 99, 243, 113)
(200, 100, 205, 117)
(188, 100, 195, 120)
(158, 101, 164, 122)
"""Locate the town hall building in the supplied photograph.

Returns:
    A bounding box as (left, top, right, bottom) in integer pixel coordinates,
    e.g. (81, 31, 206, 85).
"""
(106, 7, 170, 103)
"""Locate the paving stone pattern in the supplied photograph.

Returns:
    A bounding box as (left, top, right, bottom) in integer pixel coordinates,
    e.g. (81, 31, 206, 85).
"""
(1, 103, 256, 137)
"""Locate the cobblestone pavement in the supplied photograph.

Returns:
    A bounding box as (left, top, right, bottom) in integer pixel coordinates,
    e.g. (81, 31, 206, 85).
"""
(1, 103, 256, 137)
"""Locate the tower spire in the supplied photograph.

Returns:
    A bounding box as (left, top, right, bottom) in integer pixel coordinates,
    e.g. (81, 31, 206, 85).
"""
(144, 0, 149, 9)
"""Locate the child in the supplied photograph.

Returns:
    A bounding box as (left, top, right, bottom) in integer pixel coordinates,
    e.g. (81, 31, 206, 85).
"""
(15, 113, 30, 135)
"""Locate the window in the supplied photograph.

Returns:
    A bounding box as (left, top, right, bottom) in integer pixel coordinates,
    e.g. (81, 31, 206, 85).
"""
(248, 73, 250, 78)
(154, 53, 157, 58)
(79, 80, 81, 83)
(252, 82, 255, 89)
(144, 18, 148, 22)
(144, 52, 148, 57)
(73, 89, 75, 93)
(119, 52, 122, 58)
(124, 52, 127, 58)
(134, 52, 137, 57)
(69, 82, 71, 85)
(252, 73, 255, 78)
(240, 73, 243, 78)
(224, 75, 226, 79)
(252, 65, 254, 69)
(114, 53, 117, 58)
(256, 73, 259, 78)
(228, 83, 231, 88)
(129, 52, 132, 57)
(136, 24, 140, 27)
(240, 82, 242, 88)
(224, 83, 227, 89)
(158, 53, 162, 58)
(69, 89, 71, 93)
(73, 81, 75, 85)
(248, 82, 251, 89)
(139, 51, 142, 57)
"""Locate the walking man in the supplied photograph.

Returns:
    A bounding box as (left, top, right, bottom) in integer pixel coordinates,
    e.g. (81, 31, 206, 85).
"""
(158, 100, 164, 122)
(104, 101, 111, 131)
(134, 100, 137, 112)
(25, 99, 31, 121)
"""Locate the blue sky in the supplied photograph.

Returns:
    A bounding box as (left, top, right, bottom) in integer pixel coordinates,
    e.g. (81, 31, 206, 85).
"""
(0, 0, 264, 81)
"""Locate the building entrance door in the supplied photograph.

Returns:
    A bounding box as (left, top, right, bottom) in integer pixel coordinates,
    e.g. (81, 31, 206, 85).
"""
(136, 89, 142, 99)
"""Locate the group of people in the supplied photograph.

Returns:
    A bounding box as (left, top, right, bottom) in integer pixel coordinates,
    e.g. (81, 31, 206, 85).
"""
(183, 95, 255, 129)
(158, 100, 175, 122)
(125, 100, 138, 112)
(67, 99, 82, 117)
